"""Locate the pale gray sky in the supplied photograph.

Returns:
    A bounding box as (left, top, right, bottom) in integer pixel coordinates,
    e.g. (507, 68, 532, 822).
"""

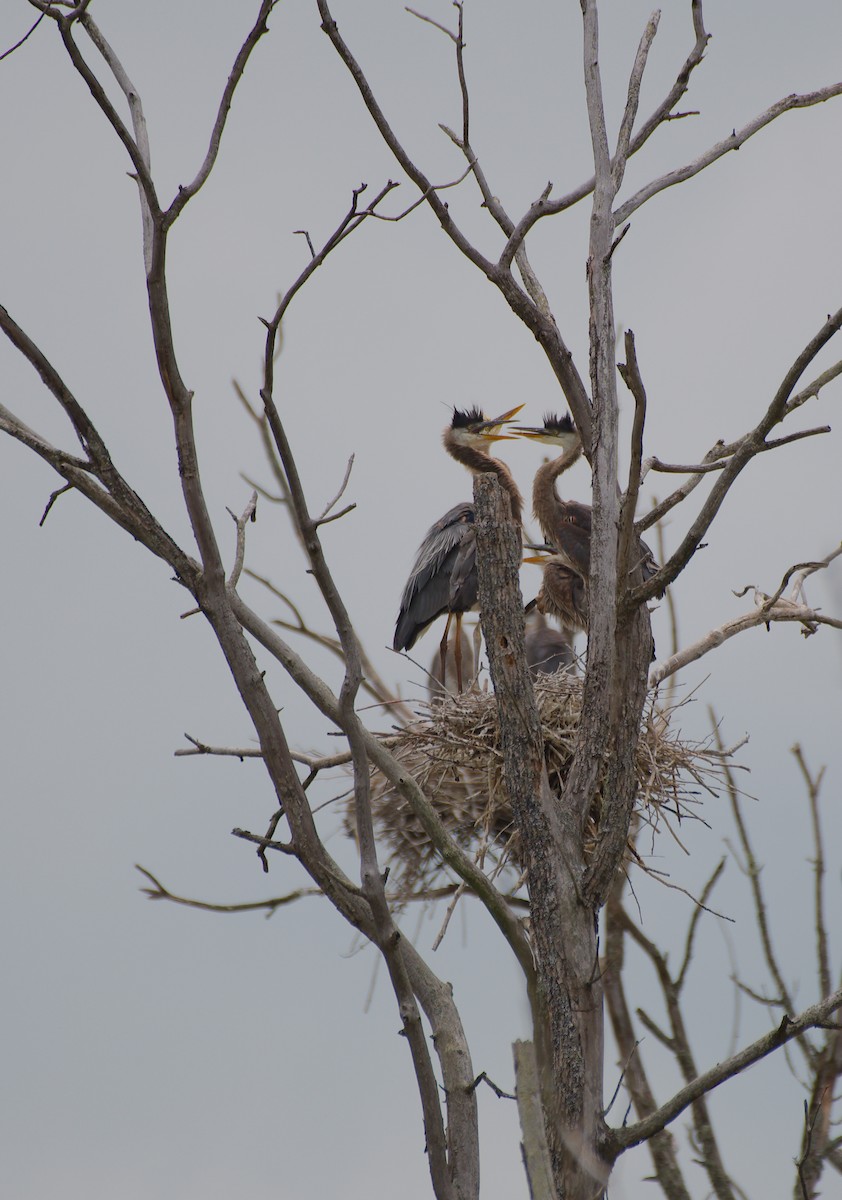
(1, 2, 841, 1198)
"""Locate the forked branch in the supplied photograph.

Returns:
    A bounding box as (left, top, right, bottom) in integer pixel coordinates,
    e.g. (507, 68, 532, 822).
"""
(612, 988, 842, 1155)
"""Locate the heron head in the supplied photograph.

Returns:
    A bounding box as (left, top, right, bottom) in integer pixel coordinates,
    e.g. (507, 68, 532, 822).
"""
(514, 411, 580, 449)
(448, 403, 524, 447)
(521, 542, 558, 566)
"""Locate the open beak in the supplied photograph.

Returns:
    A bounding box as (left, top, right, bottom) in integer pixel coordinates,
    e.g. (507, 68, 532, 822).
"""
(477, 403, 525, 440)
(522, 543, 555, 564)
(512, 425, 577, 447)
(512, 414, 579, 448)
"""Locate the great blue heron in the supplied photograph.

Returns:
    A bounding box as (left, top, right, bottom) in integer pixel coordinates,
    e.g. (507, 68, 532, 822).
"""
(515, 412, 661, 594)
(523, 544, 590, 635)
(524, 610, 576, 676)
(393, 405, 524, 692)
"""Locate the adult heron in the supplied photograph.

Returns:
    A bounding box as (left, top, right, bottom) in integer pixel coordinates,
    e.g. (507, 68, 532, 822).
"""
(393, 405, 524, 692)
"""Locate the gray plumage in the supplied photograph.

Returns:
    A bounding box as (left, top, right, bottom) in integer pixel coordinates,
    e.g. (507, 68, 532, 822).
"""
(393, 502, 478, 653)
(524, 612, 576, 676)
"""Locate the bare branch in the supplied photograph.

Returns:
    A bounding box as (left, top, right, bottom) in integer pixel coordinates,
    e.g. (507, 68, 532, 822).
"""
(643, 456, 726, 477)
(405, 6, 457, 44)
(711, 717, 818, 1073)
(0, 394, 195, 582)
(176, 733, 263, 760)
(38, 482, 74, 526)
(612, 11, 661, 192)
(610, 896, 740, 1196)
(613, 991, 842, 1155)
(642, 426, 830, 483)
(229, 592, 537, 982)
(676, 857, 727, 991)
(792, 746, 831, 1002)
(498, 2, 711, 253)
(0, 5, 52, 63)
(650, 596, 835, 688)
(53, 15, 160, 218)
(615, 83, 842, 226)
(634, 307, 842, 601)
(135, 864, 320, 914)
(513, 1040, 556, 1200)
(316, 454, 355, 524)
(604, 878, 693, 1200)
(786, 359, 842, 413)
(231, 827, 297, 857)
(650, 545, 842, 687)
(227, 491, 259, 589)
(245, 569, 414, 721)
(174, 732, 392, 772)
(163, 1, 278, 225)
(264, 180, 399, 332)
(639, 425, 832, 533)
(79, 14, 154, 270)
(617, 330, 648, 591)
(317, 0, 594, 450)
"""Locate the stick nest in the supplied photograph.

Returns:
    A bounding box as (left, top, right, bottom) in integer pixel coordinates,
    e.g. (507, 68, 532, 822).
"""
(346, 673, 724, 902)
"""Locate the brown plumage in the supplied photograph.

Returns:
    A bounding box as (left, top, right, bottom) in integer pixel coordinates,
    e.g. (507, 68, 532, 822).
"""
(523, 548, 589, 635)
(516, 412, 661, 608)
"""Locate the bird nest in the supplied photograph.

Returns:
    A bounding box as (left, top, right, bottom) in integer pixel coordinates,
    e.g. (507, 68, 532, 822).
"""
(347, 672, 726, 904)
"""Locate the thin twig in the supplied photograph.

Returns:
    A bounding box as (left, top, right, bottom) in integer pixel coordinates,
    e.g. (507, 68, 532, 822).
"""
(615, 82, 842, 226)
(135, 864, 320, 914)
(792, 745, 830, 1002)
(39, 482, 73, 526)
(227, 491, 258, 588)
(0, 5, 52, 62)
(316, 455, 355, 524)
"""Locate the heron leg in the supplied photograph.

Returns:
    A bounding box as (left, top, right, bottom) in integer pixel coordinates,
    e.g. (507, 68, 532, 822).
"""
(439, 613, 453, 694)
(472, 618, 482, 689)
(454, 612, 464, 693)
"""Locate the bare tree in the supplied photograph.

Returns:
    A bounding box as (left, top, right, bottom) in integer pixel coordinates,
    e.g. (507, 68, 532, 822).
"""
(2, 3, 841, 1198)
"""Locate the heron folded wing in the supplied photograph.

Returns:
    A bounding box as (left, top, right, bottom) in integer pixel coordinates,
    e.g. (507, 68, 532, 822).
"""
(393, 502, 476, 651)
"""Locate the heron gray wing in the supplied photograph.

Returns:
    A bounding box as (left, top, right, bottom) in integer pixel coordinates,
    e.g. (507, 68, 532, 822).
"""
(393, 502, 475, 651)
(447, 532, 478, 613)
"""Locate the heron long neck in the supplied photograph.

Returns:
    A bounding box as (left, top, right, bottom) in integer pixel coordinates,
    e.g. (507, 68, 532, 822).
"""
(532, 443, 582, 541)
(444, 435, 523, 525)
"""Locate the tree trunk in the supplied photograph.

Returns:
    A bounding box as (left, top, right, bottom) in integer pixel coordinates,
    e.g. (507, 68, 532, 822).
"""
(474, 475, 609, 1198)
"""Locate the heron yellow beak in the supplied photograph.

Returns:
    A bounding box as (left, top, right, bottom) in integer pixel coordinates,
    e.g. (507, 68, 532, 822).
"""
(513, 426, 549, 438)
(478, 403, 525, 434)
(513, 427, 580, 449)
(522, 543, 555, 564)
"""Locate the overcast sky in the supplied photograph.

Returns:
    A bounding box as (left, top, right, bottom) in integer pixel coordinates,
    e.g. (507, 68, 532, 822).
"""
(1, 2, 841, 1198)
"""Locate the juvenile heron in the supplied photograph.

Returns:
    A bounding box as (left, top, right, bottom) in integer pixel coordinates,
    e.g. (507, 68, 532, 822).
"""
(393, 405, 524, 692)
(523, 544, 590, 635)
(524, 610, 576, 677)
(516, 412, 661, 594)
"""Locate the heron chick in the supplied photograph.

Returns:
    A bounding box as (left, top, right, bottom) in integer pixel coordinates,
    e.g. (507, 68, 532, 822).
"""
(523, 543, 590, 635)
